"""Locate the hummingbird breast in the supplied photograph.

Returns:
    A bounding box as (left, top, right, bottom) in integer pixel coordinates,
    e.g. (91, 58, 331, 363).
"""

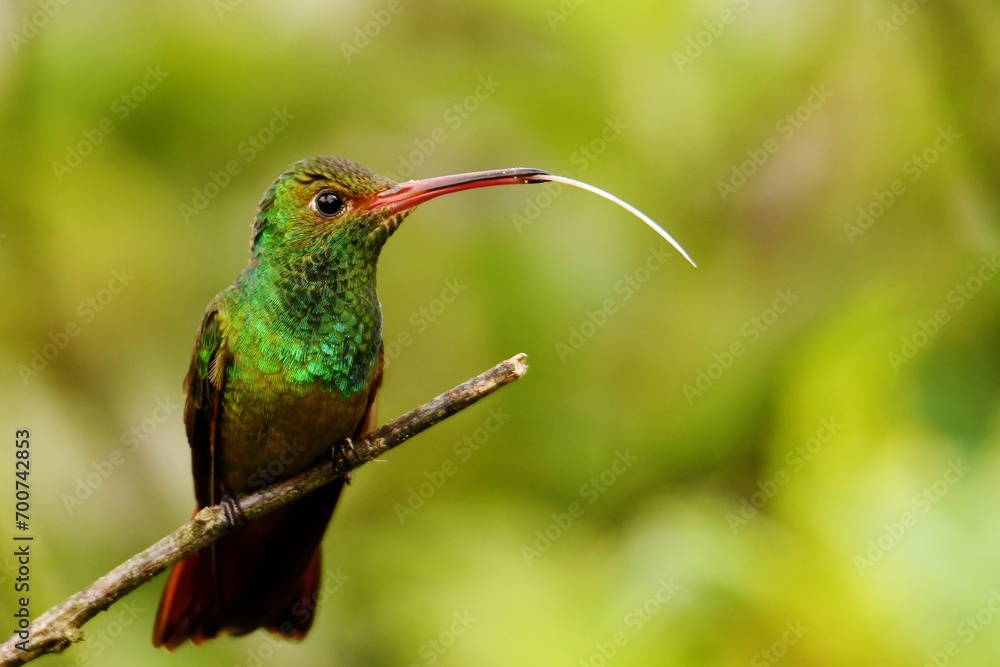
(214, 267, 383, 493)
(218, 377, 373, 494)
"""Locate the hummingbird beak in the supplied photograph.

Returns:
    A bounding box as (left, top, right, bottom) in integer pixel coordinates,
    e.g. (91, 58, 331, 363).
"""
(365, 167, 551, 215)
(366, 167, 697, 267)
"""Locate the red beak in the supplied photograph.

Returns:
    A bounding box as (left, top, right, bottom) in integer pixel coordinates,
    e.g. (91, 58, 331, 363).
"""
(366, 167, 550, 215)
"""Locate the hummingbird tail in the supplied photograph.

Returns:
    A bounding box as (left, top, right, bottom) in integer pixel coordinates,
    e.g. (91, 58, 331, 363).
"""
(155, 543, 224, 648)
(152, 479, 343, 649)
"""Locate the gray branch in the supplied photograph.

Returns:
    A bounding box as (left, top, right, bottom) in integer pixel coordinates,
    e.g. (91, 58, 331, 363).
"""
(0, 354, 529, 667)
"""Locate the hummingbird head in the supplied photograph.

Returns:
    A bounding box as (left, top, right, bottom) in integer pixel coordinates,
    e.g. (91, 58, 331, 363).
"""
(250, 155, 394, 256)
(250, 155, 547, 258)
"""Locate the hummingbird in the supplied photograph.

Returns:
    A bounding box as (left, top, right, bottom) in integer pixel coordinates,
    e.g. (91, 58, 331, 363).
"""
(152, 155, 694, 649)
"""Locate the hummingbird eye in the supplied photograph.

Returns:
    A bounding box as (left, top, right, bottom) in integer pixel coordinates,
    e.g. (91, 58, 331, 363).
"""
(312, 190, 346, 217)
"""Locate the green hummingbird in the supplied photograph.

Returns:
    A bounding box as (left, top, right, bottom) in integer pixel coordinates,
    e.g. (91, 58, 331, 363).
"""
(152, 155, 693, 649)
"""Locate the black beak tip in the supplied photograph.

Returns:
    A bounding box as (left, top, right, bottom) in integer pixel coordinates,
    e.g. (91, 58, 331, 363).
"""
(513, 167, 551, 184)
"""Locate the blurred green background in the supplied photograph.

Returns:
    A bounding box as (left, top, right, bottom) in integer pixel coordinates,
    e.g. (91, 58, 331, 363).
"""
(1, 1, 999, 665)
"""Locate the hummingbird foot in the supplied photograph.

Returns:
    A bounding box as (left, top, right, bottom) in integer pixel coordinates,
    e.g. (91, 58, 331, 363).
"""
(333, 437, 359, 484)
(219, 491, 248, 529)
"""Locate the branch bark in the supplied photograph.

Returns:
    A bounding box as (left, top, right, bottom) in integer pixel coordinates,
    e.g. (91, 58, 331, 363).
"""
(0, 354, 529, 667)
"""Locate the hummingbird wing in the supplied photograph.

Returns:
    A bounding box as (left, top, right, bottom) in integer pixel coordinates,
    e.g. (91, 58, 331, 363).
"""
(153, 306, 229, 648)
(182, 306, 228, 509)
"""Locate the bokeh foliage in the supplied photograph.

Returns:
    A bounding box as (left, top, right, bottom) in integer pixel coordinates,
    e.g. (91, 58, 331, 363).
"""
(1, 1, 999, 665)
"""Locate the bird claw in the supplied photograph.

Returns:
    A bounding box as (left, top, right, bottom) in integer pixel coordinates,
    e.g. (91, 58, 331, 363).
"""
(220, 492, 247, 529)
(333, 437, 358, 484)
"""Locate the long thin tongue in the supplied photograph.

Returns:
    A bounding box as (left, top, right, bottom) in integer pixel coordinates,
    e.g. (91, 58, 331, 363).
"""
(366, 167, 696, 267)
(522, 173, 696, 267)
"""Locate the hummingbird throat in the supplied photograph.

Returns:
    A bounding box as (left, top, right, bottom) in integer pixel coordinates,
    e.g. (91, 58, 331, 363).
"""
(246, 232, 384, 398)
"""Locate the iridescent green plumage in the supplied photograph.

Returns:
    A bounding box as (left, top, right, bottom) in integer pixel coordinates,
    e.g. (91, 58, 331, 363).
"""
(183, 156, 406, 503)
(153, 156, 586, 649)
(238, 156, 398, 397)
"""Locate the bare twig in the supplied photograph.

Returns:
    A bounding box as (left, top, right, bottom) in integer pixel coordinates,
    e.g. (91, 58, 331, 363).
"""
(0, 354, 529, 667)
